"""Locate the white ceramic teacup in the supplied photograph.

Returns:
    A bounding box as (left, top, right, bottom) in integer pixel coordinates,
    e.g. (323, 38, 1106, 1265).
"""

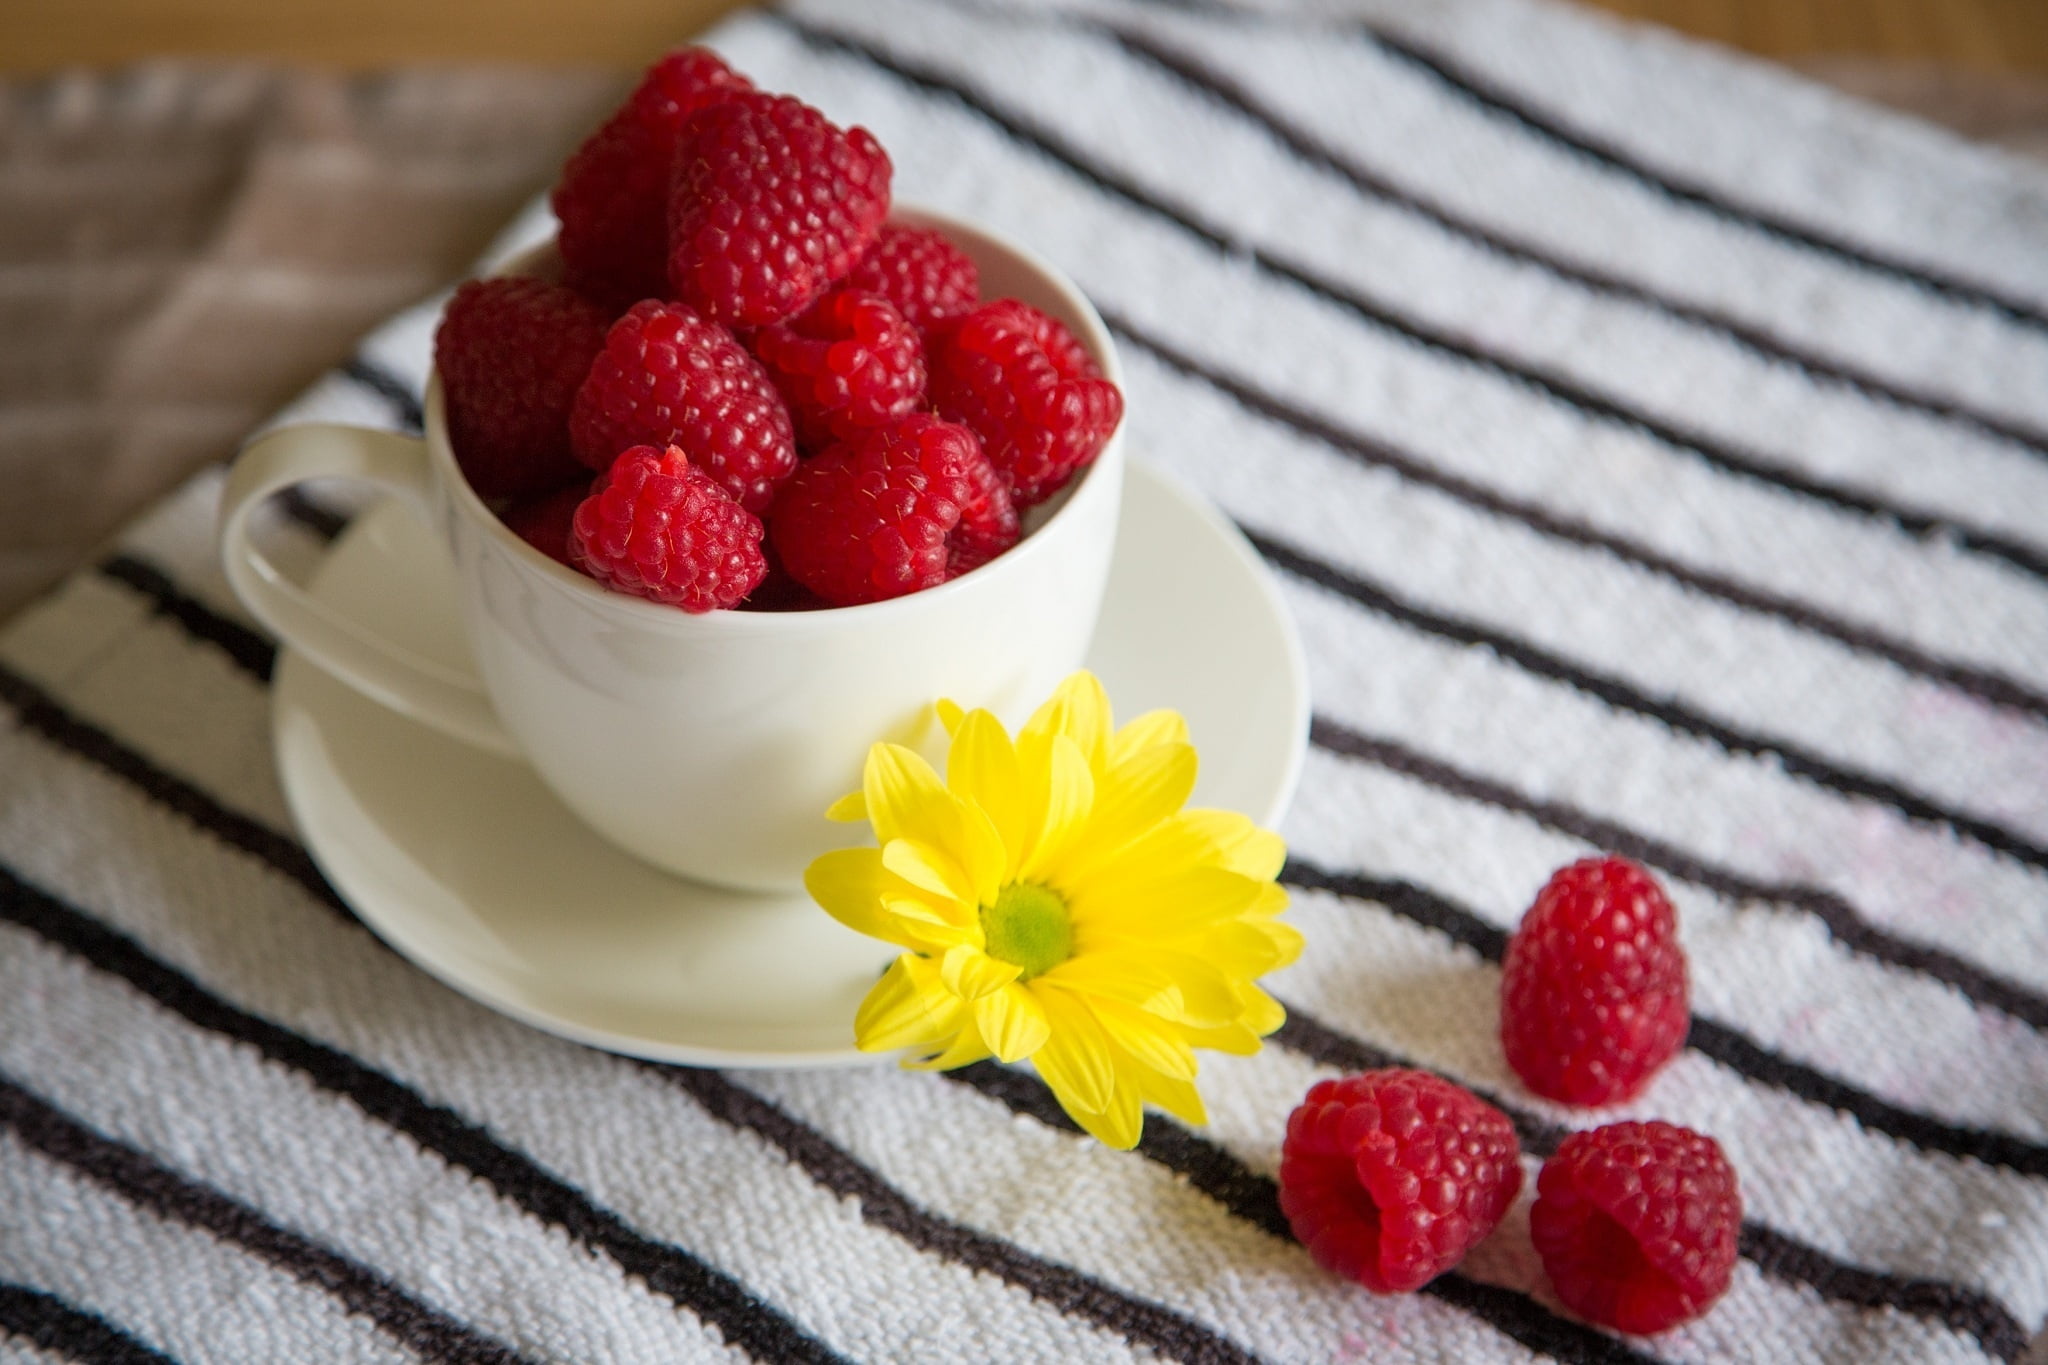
(219, 207, 1125, 893)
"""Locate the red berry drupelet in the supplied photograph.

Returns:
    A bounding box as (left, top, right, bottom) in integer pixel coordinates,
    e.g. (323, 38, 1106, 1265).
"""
(1532, 1121, 1740, 1335)
(667, 92, 892, 328)
(948, 438, 1020, 576)
(551, 47, 754, 305)
(434, 276, 611, 501)
(751, 288, 926, 453)
(570, 445, 766, 612)
(769, 415, 979, 607)
(1278, 1069, 1524, 1294)
(570, 300, 798, 514)
(841, 222, 981, 330)
(1500, 856, 1690, 1108)
(927, 299, 1122, 508)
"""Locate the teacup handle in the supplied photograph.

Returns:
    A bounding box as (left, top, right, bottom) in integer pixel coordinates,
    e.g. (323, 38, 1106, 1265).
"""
(218, 423, 519, 756)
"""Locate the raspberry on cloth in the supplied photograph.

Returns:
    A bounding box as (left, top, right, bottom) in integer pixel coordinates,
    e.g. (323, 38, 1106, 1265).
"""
(1532, 1121, 1743, 1334)
(1278, 1069, 1524, 1294)
(1499, 856, 1690, 1107)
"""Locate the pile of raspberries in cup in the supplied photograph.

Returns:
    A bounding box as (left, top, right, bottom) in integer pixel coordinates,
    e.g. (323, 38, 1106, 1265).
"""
(432, 47, 1122, 611)
(1282, 857, 1742, 1336)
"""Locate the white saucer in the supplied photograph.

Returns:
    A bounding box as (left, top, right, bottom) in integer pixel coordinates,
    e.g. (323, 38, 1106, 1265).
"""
(273, 461, 1308, 1068)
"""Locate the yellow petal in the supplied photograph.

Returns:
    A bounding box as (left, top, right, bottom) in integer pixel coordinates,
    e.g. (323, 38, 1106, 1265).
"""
(882, 837, 974, 907)
(1193, 920, 1293, 977)
(804, 849, 901, 943)
(1116, 950, 1240, 1027)
(1035, 951, 1183, 1016)
(974, 982, 1052, 1062)
(1089, 997, 1198, 1081)
(1175, 1020, 1265, 1055)
(1016, 734, 1095, 882)
(940, 944, 1021, 1001)
(862, 743, 956, 848)
(854, 956, 964, 1053)
(1032, 988, 1115, 1114)
(1021, 671, 1111, 775)
(1181, 809, 1287, 880)
(1070, 866, 1263, 940)
(1236, 983, 1286, 1036)
(1134, 1067, 1208, 1128)
(1070, 1073, 1145, 1149)
(935, 697, 966, 735)
(825, 790, 868, 823)
(902, 1022, 992, 1072)
(954, 794, 1010, 910)
(946, 709, 1028, 865)
(1253, 918, 1306, 970)
(1059, 741, 1197, 879)
(1110, 708, 1189, 765)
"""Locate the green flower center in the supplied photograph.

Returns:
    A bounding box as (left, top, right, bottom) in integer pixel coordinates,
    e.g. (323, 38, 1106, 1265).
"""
(980, 882, 1073, 980)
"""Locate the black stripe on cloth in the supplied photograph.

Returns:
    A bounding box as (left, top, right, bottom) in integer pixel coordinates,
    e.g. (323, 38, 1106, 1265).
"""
(1110, 309, 2048, 720)
(1262, 1011, 2031, 1363)
(2, 610, 2025, 1361)
(0, 664, 347, 918)
(1054, 7, 2048, 460)
(940, 1063, 1669, 1365)
(0, 863, 850, 1365)
(0, 1074, 530, 1365)
(1307, 713, 2048, 1035)
(340, 358, 425, 434)
(0, 1282, 176, 1365)
(1247, 529, 2048, 874)
(1278, 859, 2048, 1178)
(98, 556, 276, 685)
(658, 1067, 1266, 1365)
(1350, 22, 2048, 336)
(772, 12, 2048, 585)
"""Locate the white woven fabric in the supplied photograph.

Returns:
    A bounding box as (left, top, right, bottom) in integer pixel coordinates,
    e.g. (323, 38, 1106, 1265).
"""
(4, 1, 2046, 1361)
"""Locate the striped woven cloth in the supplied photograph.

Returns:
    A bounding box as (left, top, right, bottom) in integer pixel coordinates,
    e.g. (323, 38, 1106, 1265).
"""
(6, 0, 2047, 1360)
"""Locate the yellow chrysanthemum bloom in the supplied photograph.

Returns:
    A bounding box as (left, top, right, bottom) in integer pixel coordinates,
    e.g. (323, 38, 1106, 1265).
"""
(805, 670, 1303, 1149)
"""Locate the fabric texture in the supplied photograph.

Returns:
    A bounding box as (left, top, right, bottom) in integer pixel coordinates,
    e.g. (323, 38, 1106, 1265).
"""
(0, 63, 628, 621)
(5, 0, 2048, 1360)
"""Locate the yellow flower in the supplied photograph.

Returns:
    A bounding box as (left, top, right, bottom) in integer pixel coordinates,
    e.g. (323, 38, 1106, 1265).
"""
(806, 670, 1303, 1149)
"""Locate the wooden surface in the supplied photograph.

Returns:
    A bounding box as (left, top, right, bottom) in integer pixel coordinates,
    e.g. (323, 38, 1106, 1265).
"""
(3, 0, 2047, 74)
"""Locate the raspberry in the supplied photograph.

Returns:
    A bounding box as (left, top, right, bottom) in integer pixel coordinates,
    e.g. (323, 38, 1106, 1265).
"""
(434, 276, 610, 501)
(570, 300, 797, 514)
(842, 223, 980, 329)
(501, 481, 592, 569)
(570, 445, 765, 611)
(927, 299, 1122, 507)
(1278, 1069, 1524, 1294)
(1500, 857, 1690, 1107)
(1531, 1121, 1740, 1335)
(667, 92, 892, 328)
(751, 288, 926, 452)
(948, 438, 1019, 576)
(769, 415, 978, 606)
(551, 47, 754, 306)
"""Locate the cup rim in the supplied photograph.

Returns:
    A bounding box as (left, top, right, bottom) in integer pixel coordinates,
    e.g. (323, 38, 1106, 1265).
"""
(432, 203, 1126, 636)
